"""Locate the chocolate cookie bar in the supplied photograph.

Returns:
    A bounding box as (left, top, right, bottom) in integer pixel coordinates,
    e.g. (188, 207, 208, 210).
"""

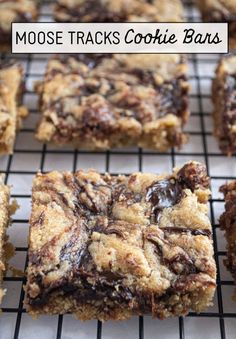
(197, 0, 236, 49)
(35, 54, 189, 151)
(220, 181, 236, 295)
(0, 0, 39, 51)
(212, 55, 236, 155)
(54, 0, 184, 23)
(0, 60, 27, 155)
(25, 162, 216, 320)
(0, 176, 11, 304)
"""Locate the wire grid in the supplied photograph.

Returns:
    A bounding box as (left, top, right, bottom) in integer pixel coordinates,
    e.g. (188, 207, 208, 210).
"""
(0, 0, 235, 338)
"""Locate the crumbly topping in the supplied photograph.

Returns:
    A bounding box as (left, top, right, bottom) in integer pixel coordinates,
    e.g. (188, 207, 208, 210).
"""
(0, 0, 38, 44)
(54, 0, 184, 23)
(25, 162, 216, 320)
(198, 0, 236, 18)
(35, 54, 189, 151)
(220, 181, 236, 295)
(197, 0, 236, 48)
(212, 56, 236, 155)
(0, 175, 11, 305)
(0, 60, 27, 155)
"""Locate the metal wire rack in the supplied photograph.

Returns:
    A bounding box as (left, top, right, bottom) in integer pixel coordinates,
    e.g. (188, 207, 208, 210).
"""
(0, 0, 235, 338)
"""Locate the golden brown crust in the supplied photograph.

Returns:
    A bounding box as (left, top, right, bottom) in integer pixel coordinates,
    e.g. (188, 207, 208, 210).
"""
(212, 55, 236, 155)
(54, 0, 184, 23)
(25, 161, 216, 321)
(0, 0, 39, 51)
(35, 54, 189, 151)
(0, 61, 27, 155)
(0, 175, 11, 305)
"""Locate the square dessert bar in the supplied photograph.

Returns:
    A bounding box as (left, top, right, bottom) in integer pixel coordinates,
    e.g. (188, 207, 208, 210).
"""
(54, 0, 183, 23)
(25, 162, 216, 320)
(0, 60, 27, 155)
(35, 54, 189, 151)
(212, 55, 236, 155)
(220, 181, 236, 296)
(0, 0, 39, 51)
(197, 0, 236, 49)
(0, 177, 11, 304)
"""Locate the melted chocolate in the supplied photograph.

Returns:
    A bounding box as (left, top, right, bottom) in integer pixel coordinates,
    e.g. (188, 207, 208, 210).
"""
(146, 234, 198, 275)
(146, 179, 183, 221)
(27, 166, 213, 314)
(60, 242, 86, 264)
(162, 227, 211, 237)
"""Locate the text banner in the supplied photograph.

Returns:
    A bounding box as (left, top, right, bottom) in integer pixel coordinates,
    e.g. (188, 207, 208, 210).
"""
(12, 22, 228, 54)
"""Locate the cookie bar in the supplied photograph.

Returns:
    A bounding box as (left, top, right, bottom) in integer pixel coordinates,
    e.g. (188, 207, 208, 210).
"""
(0, 60, 27, 155)
(25, 161, 216, 320)
(0, 177, 11, 304)
(54, 0, 184, 23)
(197, 0, 236, 49)
(212, 55, 236, 155)
(0, 0, 39, 51)
(220, 181, 236, 295)
(35, 54, 189, 151)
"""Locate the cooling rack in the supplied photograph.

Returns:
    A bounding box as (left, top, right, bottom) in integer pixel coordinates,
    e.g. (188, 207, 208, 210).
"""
(0, 0, 235, 338)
